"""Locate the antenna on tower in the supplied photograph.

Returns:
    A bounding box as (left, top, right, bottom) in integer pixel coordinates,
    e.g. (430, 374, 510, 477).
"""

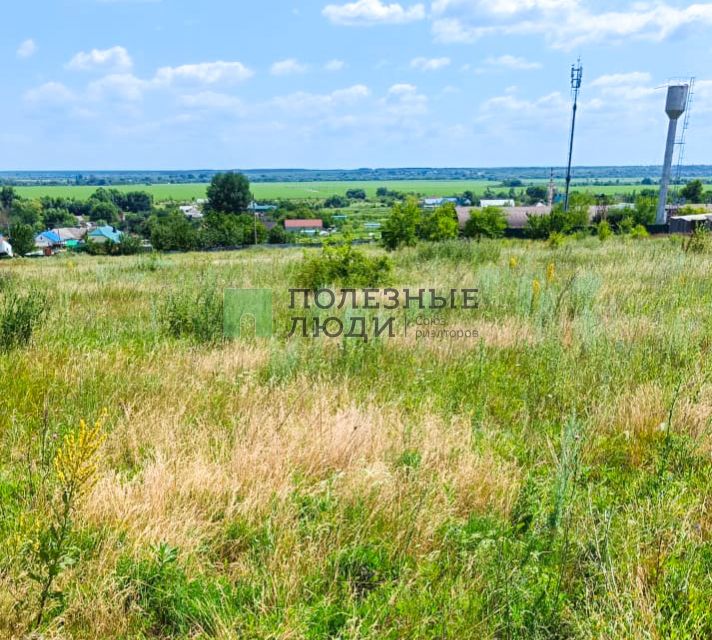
(564, 58, 583, 213)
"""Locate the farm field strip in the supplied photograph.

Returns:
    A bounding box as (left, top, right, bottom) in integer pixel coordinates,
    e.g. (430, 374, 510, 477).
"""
(11, 179, 661, 202)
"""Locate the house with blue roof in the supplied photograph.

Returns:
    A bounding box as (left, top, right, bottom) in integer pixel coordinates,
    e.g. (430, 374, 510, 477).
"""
(35, 230, 62, 249)
(88, 226, 123, 244)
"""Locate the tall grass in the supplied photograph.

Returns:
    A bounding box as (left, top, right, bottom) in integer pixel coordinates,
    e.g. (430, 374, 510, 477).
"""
(1, 238, 712, 638)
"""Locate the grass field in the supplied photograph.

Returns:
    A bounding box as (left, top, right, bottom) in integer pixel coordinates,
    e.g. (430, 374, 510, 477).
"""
(12, 180, 653, 202)
(2, 237, 712, 638)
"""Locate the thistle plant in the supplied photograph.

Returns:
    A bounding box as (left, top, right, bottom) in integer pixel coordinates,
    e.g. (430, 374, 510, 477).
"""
(27, 410, 106, 629)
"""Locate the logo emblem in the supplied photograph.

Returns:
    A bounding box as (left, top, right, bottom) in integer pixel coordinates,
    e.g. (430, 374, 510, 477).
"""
(224, 289, 273, 338)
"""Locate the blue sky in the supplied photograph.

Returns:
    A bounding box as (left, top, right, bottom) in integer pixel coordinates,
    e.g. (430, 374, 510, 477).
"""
(2, 0, 712, 169)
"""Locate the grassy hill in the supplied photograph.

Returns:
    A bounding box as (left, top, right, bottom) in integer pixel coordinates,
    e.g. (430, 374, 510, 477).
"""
(1, 237, 711, 638)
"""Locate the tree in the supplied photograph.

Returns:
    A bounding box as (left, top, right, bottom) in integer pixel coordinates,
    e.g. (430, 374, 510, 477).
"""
(9, 222, 36, 256)
(346, 188, 366, 200)
(681, 179, 704, 203)
(381, 198, 421, 251)
(268, 225, 288, 244)
(149, 211, 199, 251)
(206, 172, 252, 214)
(1, 186, 15, 212)
(121, 191, 153, 213)
(325, 195, 350, 208)
(419, 202, 459, 242)
(89, 201, 120, 224)
(43, 208, 77, 229)
(11, 199, 43, 226)
(464, 206, 507, 241)
(238, 214, 267, 245)
(201, 211, 245, 248)
(525, 186, 548, 204)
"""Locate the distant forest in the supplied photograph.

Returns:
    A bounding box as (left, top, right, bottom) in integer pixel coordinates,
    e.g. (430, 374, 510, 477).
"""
(2, 166, 712, 187)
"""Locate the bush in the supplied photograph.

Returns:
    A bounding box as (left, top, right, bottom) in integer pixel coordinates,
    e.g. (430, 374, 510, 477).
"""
(597, 220, 612, 241)
(463, 206, 507, 241)
(150, 211, 200, 252)
(684, 226, 711, 253)
(631, 224, 649, 239)
(418, 202, 459, 242)
(526, 194, 593, 239)
(160, 281, 223, 343)
(0, 288, 48, 352)
(268, 225, 288, 244)
(295, 243, 392, 290)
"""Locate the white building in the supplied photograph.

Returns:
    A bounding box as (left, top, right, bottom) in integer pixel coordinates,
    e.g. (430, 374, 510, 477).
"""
(0, 236, 12, 258)
(480, 199, 515, 208)
(179, 204, 204, 219)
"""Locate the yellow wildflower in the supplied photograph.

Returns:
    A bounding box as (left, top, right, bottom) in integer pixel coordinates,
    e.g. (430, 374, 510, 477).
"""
(546, 263, 556, 283)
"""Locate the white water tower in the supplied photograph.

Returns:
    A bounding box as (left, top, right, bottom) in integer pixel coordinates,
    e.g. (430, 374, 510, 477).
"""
(656, 84, 690, 225)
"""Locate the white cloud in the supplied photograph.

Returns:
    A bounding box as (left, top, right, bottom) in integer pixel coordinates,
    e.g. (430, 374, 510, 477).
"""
(325, 59, 346, 71)
(24, 82, 76, 105)
(270, 58, 308, 76)
(431, 1, 712, 49)
(323, 0, 425, 25)
(87, 74, 148, 101)
(410, 56, 451, 71)
(384, 83, 428, 115)
(17, 39, 37, 59)
(154, 61, 254, 85)
(590, 72, 652, 87)
(180, 92, 245, 113)
(272, 84, 370, 113)
(482, 54, 541, 70)
(388, 83, 417, 95)
(67, 46, 133, 72)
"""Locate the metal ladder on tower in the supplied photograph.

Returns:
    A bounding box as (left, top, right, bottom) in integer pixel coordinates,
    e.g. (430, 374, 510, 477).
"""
(671, 77, 695, 212)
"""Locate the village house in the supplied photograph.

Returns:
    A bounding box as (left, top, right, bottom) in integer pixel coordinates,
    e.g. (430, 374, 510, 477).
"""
(284, 219, 324, 235)
(88, 226, 123, 244)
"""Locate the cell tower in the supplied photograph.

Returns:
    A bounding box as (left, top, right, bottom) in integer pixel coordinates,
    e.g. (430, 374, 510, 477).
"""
(564, 59, 583, 213)
(655, 81, 692, 225)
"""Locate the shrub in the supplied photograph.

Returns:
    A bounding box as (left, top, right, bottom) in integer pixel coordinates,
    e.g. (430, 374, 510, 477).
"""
(268, 225, 288, 244)
(684, 226, 711, 253)
(597, 220, 613, 241)
(548, 232, 565, 248)
(0, 288, 48, 352)
(295, 243, 392, 290)
(526, 194, 593, 239)
(463, 206, 507, 241)
(418, 202, 459, 242)
(631, 224, 649, 239)
(159, 281, 223, 343)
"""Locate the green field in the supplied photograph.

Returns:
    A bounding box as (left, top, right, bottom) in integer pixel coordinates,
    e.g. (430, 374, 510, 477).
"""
(12, 179, 654, 203)
(2, 237, 712, 637)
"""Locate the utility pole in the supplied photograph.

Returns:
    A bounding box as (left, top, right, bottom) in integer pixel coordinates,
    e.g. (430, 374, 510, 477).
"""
(564, 59, 583, 213)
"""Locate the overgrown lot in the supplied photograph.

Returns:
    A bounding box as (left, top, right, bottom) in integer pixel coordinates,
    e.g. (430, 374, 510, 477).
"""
(1, 236, 711, 638)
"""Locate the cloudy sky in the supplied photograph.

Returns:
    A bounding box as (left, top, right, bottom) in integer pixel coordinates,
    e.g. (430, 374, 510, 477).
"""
(3, 0, 712, 169)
